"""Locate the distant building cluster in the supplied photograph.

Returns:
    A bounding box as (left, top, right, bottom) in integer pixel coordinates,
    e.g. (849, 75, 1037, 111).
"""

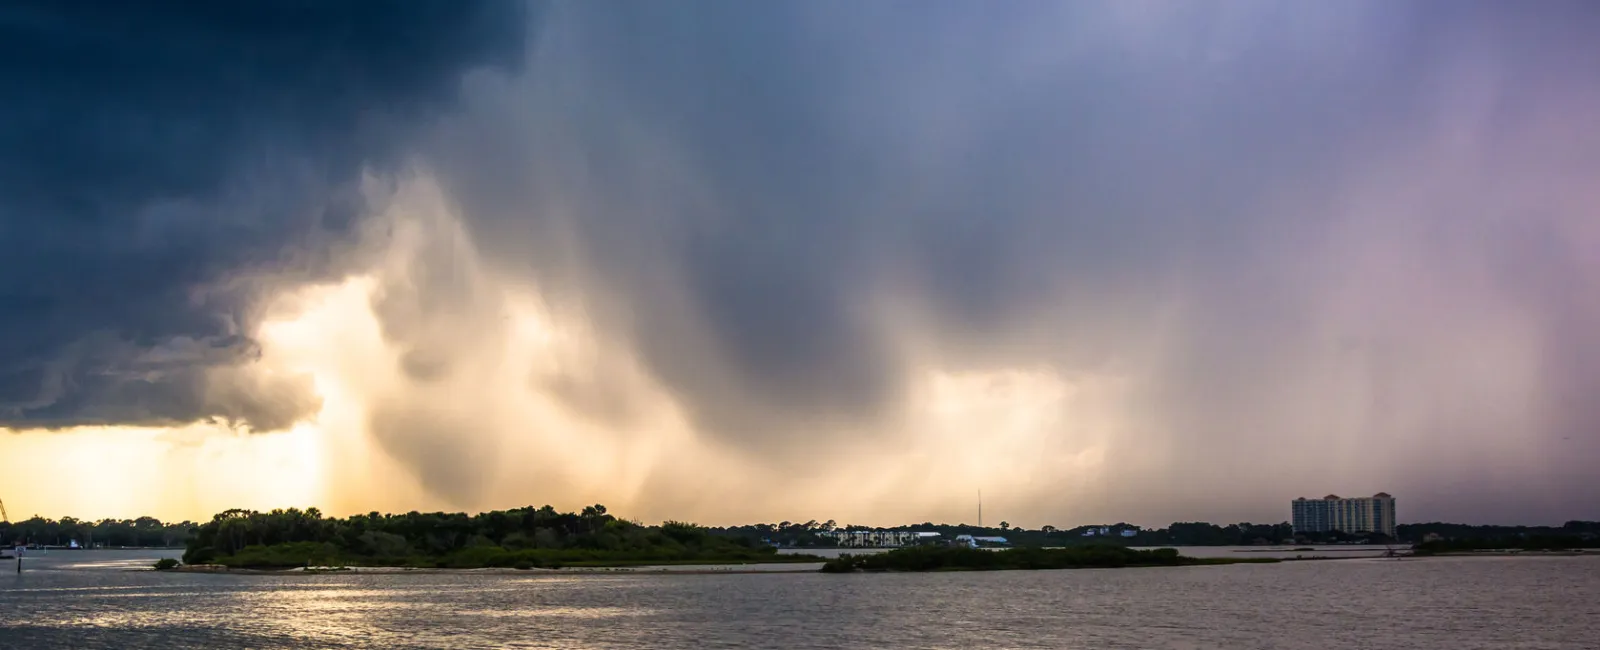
(1292, 493, 1396, 537)
(819, 530, 941, 548)
(818, 530, 1008, 548)
(1081, 526, 1138, 538)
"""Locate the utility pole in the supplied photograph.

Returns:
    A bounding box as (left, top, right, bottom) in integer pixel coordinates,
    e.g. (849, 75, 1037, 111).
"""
(2, 498, 14, 572)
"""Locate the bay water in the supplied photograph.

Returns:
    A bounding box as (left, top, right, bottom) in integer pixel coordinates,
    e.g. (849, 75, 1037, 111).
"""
(2, 549, 1595, 649)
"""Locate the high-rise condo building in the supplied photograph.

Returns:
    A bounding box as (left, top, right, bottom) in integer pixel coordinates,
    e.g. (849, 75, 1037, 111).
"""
(1291, 493, 1396, 537)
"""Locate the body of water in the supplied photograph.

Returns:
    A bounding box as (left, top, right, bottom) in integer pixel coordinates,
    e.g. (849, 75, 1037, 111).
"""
(2, 549, 1597, 649)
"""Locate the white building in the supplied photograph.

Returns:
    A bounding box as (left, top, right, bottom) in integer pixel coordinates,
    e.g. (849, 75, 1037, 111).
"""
(1291, 493, 1396, 537)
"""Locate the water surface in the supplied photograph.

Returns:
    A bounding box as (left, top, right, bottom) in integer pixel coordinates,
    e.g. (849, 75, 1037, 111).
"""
(3, 549, 1596, 649)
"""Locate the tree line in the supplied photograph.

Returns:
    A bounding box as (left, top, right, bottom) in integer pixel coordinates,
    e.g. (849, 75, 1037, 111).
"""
(7, 507, 1594, 555)
(181, 504, 813, 569)
(0, 516, 195, 548)
(820, 545, 1280, 573)
(1399, 520, 1599, 541)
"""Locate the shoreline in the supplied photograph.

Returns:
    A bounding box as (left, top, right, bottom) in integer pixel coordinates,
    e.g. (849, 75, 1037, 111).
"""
(162, 554, 1345, 576)
(1415, 549, 1592, 557)
(169, 563, 826, 576)
(156, 550, 1597, 576)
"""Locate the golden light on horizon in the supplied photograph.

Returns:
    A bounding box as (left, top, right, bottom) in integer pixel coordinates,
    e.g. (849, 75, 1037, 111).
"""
(0, 422, 323, 523)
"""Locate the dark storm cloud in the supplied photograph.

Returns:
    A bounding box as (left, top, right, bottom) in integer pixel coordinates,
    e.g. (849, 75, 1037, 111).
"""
(425, 1, 1600, 520)
(440, 0, 1422, 440)
(0, 1, 530, 430)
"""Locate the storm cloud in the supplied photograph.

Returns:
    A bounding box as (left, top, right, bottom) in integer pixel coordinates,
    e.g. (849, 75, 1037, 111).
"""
(5, 1, 1600, 524)
(424, 0, 1600, 521)
(0, 1, 528, 429)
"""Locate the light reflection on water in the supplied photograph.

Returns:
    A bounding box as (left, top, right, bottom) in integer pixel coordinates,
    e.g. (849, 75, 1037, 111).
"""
(453, 606, 652, 619)
(2, 550, 1598, 649)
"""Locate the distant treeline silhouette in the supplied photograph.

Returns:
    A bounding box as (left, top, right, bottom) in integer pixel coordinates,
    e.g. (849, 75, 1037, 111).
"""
(179, 505, 817, 569)
(818, 545, 1282, 573)
(0, 516, 195, 548)
(4, 509, 1595, 556)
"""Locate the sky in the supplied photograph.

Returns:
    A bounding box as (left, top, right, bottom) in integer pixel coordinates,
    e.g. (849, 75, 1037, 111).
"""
(2, 1, 1598, 528)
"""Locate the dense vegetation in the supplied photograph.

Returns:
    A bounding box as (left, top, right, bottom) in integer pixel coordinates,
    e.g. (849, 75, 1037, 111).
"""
(1399, 521, 1599, 544)
(1412, 534, 1594, 555)
(819, 544, 1280, 573)
(181, 505, 820, 569)
(0, 516, 194, 548)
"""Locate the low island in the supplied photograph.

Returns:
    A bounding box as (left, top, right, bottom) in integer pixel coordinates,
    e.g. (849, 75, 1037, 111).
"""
(1410, 536, 1593, 556)
(819, 545, 1281, 573)
(178, 505, 823, 571)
